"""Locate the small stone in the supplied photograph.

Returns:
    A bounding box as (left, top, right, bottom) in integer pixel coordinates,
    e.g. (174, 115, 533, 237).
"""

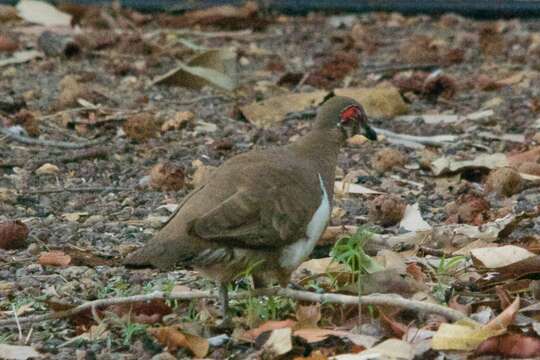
(27, 243, 40, 255)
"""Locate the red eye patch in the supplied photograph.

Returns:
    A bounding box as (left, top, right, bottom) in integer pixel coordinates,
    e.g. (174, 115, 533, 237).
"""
(340, 105, 360, 123)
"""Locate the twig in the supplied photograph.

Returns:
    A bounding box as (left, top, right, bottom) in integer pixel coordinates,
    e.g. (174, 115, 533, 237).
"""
(363, 63, 440, 74)
(373, 127, 458, 148)
(0, 127, 108, 149)
(1, 147, 109, 169)
(0, 288, 466, 327)
(22, 186, 131, 195)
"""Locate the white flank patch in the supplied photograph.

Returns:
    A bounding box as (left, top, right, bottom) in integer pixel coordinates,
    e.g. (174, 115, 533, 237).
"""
(280, 174, 330, 269)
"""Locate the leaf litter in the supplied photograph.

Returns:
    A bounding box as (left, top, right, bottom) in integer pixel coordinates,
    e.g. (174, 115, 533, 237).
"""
(1, 1, 540, 359)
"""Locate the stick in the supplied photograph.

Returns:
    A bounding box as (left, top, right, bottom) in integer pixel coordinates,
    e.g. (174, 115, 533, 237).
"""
(372, 127, 457, 147)
(23, 186, 131, 195)
(0, 288, 466, 327)
(0, 127, 108, 149)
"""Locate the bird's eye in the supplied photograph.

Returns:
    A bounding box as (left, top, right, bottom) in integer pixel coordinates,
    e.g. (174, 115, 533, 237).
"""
(339, 105, 361, 124)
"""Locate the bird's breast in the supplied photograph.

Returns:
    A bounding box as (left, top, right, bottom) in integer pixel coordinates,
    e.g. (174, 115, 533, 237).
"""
(279, 174, 331, 270)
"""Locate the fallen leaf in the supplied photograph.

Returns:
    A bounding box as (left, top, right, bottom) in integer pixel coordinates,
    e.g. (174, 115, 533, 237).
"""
(431, 153, 509, 176)
(484, 296, 520, 332)
(258, 327, 292, 357)
(334, 181, 381, 195)
(476, 333, 540, 358)
(38, 250, 71, 267)
(0, 344, 41, 359)
(62, 212, 88, 222)
(16, 0, 71, 27)
(471, 245, 536, 268)
(399, 203, 432, 232)
(333, 338, 413, 360)
(294, 328, 377, 348)
(295, 303, 321, 329)
(240, 86, 408, 128)
(432, 320, 499, 351)
(148, 326, 208, 358)
(151, 48, 237, 91)
(0, 50, 41, 67)
(240, 319, 296, 342)
(35, 163, 60, 175)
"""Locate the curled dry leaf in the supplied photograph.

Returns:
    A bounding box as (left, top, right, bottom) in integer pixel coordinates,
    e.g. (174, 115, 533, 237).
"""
(476, 333, 540, 358)
(240, 319, 296, 343)
(0, 220, 29, 250)
(148, 326, 209, 358)
(35, 163, 60, 175)
(123, 112, 159, 142)
(38, 250, 72, 267)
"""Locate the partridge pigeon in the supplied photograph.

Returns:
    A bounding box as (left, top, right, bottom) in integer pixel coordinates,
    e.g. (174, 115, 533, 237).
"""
(124, 96, 377, 319)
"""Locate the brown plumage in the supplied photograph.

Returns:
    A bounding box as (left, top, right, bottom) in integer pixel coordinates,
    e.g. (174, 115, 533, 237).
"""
(124, 96, 376, 320)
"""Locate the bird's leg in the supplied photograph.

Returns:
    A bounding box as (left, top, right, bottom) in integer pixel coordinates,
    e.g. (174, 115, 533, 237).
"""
(219, 282, 229, 319)
(215, 282, 234, 330)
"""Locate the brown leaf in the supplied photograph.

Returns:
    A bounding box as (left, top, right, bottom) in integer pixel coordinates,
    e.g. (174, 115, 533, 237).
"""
(476, 333, 540, 358)
(484, 296, 520, 333)
(240, 319, 296, 343)
(378, 307, 408, 337)
(38, 251, 71, 267)
(108, 299, 172, 324)
(0, 220, 29, 250)
(293, 328, 377, 348)
(448, 296, 471, 316)
(295, 303, 321, 329)
(148, 326, 208, 357)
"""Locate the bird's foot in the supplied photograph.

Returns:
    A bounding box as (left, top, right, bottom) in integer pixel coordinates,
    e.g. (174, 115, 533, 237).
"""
(215, 315, 234, 331)
(288, 281, 306, 291)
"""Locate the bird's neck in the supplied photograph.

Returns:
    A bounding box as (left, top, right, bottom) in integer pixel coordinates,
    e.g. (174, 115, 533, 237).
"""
(288, 127, 343, 197)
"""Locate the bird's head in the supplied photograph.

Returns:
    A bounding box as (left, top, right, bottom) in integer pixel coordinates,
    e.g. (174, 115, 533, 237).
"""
(315, 95, 377, 142)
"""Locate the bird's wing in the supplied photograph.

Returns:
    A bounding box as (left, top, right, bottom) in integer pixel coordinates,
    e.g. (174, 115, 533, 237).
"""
(190, 181, 322, 249)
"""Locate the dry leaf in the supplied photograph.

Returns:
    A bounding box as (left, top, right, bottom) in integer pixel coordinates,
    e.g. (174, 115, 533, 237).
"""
(476, 333, 540, 357)
(331, 338, 410, 359)
(151, 48, 237, 91)
(35, 163, 60, 175)
(38, 250, 71, 267)
(240, 319, 296, 342)
(294, 328, 377, 348)
(0, 50, 41, 67)
(0, 344, 42, 359)
(399, 203, 432, 232)
(16, 0, 71, 26)
(471, 245, 536, 268)
(295, 303, 321, 329)
(259, 327, 292, 357)
(334, 181, 381, 195)
(240, 86, 408, 128)
(148, 326, 209, 358)
(431, 153, 509, 176)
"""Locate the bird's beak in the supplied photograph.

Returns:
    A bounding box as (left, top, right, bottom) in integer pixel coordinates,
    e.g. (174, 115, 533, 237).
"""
(362, 122, 377, 141)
